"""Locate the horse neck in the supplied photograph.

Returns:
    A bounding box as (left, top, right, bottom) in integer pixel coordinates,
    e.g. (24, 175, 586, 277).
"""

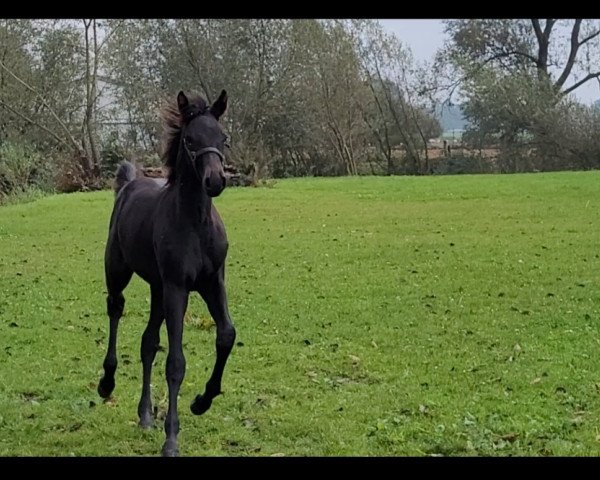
(173, 154, 213, 223)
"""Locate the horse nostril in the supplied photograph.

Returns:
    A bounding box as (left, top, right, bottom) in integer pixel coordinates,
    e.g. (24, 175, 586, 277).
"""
(204, 177, 211, 189)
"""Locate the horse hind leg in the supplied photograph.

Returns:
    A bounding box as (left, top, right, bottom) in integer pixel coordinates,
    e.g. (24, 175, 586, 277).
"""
(137, 285, 164, 428)
(98, 258, 133, 399)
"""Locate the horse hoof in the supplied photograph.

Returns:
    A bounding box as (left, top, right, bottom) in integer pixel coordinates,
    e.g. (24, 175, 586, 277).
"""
(139, 414, 154, 429)
(161, 443, 179, 457)
(190, 394, 212, 416)
(97, 377, 115, 399)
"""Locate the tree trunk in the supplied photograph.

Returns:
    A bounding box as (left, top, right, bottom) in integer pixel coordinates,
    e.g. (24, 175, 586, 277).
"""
(83, 19, 100, 179)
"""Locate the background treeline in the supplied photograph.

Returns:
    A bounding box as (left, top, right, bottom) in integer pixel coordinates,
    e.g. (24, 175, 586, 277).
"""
(1, 19, 600, 199)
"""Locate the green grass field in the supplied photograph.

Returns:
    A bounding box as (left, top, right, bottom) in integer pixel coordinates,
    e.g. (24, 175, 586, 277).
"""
(1, 172, 599, 456)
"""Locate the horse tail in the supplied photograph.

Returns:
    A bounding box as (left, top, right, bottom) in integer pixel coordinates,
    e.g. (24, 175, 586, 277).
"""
(114, 161, 137, 196)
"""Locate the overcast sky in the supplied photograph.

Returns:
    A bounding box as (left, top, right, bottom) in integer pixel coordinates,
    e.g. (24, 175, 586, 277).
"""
(379, 19, 599, 105)
(379, 19, 447, 64)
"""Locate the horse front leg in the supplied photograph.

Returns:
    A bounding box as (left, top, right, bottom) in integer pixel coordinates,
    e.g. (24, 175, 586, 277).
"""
(191, 268, 236, 416)
(161, 283, 189, 457)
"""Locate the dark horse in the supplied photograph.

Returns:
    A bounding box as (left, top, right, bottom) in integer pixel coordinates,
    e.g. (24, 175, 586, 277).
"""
(97, 90, 236, 456)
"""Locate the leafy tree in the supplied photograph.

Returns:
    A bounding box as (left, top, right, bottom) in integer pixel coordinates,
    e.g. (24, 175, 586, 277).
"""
(444, 19, 600, 172)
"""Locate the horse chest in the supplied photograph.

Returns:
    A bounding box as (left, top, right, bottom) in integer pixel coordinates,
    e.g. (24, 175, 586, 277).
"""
(190, 232, 227, 275)
(157, 229, 227, 286)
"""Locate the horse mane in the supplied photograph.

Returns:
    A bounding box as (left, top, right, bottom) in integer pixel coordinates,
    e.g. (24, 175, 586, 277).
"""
(159, 93, 208, 184)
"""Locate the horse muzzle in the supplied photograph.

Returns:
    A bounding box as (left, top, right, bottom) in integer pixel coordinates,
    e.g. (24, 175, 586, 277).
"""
(203, 171, 226, 197)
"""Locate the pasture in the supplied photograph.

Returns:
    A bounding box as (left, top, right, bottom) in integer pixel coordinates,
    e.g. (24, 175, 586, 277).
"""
(0, 172, 599, 456)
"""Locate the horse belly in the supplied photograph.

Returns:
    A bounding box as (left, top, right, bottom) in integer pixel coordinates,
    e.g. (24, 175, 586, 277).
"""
(127, 238, 159, 284)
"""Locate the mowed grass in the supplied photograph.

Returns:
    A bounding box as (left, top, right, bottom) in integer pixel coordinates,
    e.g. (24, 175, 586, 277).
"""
(1, 172, 600, 456)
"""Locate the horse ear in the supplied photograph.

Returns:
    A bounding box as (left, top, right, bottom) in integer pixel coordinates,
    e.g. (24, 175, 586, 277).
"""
(177, 91, 189, 113)
(210, 89, 227, 120)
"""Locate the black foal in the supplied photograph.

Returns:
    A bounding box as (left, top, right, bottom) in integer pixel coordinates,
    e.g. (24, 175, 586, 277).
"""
(98, 90, 236, 456)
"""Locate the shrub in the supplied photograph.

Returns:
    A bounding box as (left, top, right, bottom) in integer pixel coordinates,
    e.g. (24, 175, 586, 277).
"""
(432, 153, 495, 175)
(0, 143, 52, 197)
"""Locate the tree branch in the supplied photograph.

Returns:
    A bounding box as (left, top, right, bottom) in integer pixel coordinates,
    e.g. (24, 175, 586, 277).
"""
(543, 19, 556, 38)
(363, 66, 393, 169)
(97, 19, 125, 53)
(578, 28, 600, 46)
(0, 58, 83, 155)
(562, 71, 600, 96)
(181, 21, 213, 102)
(483, 49, 539, 67)
(555, 19, 582, 90)
(0, 99, 71, 148)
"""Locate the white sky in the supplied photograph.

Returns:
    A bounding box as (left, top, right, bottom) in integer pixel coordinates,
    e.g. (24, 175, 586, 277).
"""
(379, 19, 446, 65)
(380, 19, 600, 105)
